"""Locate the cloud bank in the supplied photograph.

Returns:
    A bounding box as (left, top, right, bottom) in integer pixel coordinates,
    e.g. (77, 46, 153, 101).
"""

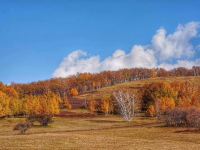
(53, 22, 200, 78)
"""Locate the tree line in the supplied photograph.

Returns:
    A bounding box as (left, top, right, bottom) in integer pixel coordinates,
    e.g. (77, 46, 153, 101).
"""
(0, 82, 60, 118)
(11, 66, 200, 101)
(1, 66, 200, 120)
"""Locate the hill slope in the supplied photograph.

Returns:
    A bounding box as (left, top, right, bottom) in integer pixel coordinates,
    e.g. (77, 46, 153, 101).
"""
(77, 76, 200, 99)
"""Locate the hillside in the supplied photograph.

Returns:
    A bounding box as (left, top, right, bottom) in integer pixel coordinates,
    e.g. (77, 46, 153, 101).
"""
(11, 67, 200, 101)
(76, 76, 200, 100)
(1, 76, 200, 149)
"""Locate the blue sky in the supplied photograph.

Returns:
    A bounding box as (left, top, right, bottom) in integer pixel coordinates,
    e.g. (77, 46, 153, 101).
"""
(1, 0, 200, 84)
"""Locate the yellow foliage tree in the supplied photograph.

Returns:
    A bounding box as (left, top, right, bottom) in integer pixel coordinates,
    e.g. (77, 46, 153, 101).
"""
(160, 97, 176, 113)
(0, 91, 11, 117)
(9, 98, 22, 116)
(23, 93, 61, 116)
(101, 96, 113, 115)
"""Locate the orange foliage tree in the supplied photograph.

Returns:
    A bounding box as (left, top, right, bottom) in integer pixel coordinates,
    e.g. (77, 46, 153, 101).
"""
(146, 105, 156, 117)
(143, 82, 177, 117)
(88, 100, 96, 113)
(63, 98, 72, 110)
(101, 96, 113, 115)
(70, 88, 79, 96)
(160, 97, 176, 112)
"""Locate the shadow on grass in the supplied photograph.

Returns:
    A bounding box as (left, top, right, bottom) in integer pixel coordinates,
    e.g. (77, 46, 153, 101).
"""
(174, 129, 200, 134)
(87, 120, 126, 123)
(12, 122, 163, 136)
(32, 125, 48, 128)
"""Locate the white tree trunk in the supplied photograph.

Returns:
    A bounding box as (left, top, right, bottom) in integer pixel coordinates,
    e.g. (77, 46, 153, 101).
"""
(113, 91, 135, 122)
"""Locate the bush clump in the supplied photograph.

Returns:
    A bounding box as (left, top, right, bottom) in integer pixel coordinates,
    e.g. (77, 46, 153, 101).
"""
(165, 107, 200, 128)
(27, 115, 53, 126)
(13, 122, 33, 134)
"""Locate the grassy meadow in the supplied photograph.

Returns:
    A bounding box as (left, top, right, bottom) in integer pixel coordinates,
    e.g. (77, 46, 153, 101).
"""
(1, 113, 200, 150)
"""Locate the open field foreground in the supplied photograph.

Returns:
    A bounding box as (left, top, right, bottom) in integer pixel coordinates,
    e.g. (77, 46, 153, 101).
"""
(1, 115, 200, 150)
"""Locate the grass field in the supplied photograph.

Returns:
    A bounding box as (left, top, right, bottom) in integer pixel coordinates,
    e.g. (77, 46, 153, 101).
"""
(1, 114, 200, 150)
(76, 76, 200, 100)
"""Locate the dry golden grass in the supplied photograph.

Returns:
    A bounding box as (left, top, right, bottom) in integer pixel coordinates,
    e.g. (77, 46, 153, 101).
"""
(76, 76, 200, 100)
(1, 115, 200, 150)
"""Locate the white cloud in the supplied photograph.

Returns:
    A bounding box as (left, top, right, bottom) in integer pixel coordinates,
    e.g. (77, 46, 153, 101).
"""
(159, 59, 200, 70)
(53, 22, 200, 78)
(152, 22, 199, 61)
(100, 47, 156, 71)
(53, 50, 101, 77)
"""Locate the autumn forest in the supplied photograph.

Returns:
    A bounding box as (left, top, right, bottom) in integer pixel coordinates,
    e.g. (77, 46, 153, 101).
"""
(1, 66, 200, 118)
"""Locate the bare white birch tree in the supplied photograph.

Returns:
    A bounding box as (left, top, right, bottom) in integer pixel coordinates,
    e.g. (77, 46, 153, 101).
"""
(113, 91, 135, 122)
(155, 99, 161, 120)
